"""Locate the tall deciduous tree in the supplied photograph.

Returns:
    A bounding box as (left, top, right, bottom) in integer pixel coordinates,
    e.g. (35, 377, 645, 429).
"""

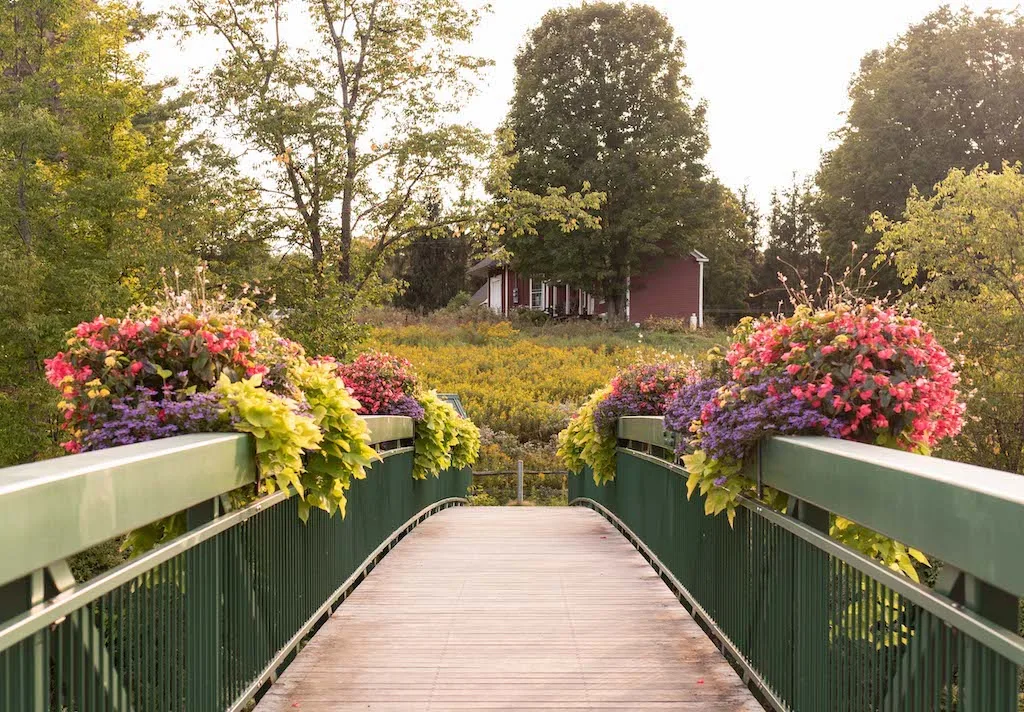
(504, 2, 710, 320)
(699, 182, 755, 314)
(175, 0, 491, 283)
(173, 0, 602, 331)
(0, 0, 275, 464)
(873, 163, 1024, 474)
(816, 7, 1024, 294)
(0, 0, 173, 464)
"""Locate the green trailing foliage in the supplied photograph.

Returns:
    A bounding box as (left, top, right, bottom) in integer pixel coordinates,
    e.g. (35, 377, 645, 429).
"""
(449, 413, 482, 471)
(216, 373, 323, 501)
(413, 390, 481, 480)
(681, 450, 747, 527)
(288, 359, 380, 519)
(556, 385, 616, 485)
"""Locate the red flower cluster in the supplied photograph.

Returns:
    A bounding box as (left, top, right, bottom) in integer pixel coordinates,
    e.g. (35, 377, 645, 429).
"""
(724, 304, 964, 451)
(592, 362, 700, 435)
(45, 312, 266, 453)
(335, 352, 419, 415)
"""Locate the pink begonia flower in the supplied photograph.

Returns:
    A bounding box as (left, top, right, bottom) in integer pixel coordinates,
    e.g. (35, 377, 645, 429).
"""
(720, 303, 964, 451)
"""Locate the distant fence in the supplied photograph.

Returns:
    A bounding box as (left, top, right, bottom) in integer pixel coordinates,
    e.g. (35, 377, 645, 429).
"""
(472, 460, 568, 505)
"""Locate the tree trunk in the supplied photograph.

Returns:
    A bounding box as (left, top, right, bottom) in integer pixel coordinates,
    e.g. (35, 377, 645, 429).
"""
(605, 293, 626, 323)
(339, 132, 356, 284)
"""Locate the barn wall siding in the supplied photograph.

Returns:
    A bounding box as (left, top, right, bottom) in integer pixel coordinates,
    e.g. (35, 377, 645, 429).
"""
(480, 256, 702, 322)
(502, 269, 528, 313)
(628, 256, 700, 322)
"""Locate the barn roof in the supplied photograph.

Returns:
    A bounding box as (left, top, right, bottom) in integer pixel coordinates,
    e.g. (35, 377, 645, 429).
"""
(467, 255, 498, 277)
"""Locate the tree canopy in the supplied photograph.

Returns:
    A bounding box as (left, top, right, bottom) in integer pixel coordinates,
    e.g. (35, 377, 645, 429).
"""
(0, 0, 278, 464)
(815, 7, 1024, 294)
(503, 2, 711, 319)
(873, 162, 1024, 474)
(748, 176, 824, 312)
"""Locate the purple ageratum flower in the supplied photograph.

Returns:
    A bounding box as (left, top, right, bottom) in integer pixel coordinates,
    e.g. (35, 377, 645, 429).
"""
(382, 394, 426, 421)
(161, 392, 231, 431)
(592, 363, 694, 436)
(82, 391, 229, 452)
(593, 391, 666, 436)
(693, 376, 843, 462)
(664, 376, 724, 451)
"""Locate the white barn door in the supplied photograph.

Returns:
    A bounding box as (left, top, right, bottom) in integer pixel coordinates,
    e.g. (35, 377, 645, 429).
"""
(488, 275, 503, 314)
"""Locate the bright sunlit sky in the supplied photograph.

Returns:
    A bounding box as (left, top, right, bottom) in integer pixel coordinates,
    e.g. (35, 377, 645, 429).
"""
(141, 0, 1022, 211)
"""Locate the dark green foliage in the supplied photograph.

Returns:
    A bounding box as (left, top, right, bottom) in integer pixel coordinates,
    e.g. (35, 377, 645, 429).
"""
(0, 376, 60, 467)
(394, 233, 471, 313)
(700, 182, 756, 313)
(751, 176, 824, 313)
(68, 539, 127, 582)
(394, 198, 473, 312)
(504, 2, 711, 319)
(815, 7, 1024, 294)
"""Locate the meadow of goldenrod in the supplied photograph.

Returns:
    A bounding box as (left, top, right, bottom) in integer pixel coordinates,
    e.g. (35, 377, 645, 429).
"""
(366, 313, 723, 503)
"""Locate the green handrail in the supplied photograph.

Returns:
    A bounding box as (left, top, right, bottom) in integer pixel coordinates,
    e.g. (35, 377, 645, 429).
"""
(573, 415, 1024, 712)
(0, 433, 257, 590)
(0, 415, 470, 712)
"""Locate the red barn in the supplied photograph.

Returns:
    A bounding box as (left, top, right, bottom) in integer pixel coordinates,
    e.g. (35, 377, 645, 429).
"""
(468, 251, 708, 326)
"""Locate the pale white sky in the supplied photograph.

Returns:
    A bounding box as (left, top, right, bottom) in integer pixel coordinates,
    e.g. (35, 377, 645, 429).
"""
(141, 0, 1021, 211)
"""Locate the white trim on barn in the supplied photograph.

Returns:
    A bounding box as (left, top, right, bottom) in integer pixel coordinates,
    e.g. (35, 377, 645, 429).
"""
(698, 261, 705, 327)
(487, 273, 502, 314)
(529, 278, 550, 311)
(625, 274, 631, 323)
(690, 250, 708, 328)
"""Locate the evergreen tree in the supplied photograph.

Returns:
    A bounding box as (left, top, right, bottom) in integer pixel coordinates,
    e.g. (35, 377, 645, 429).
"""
(394, 196, 472, 312)
(751, 176, 823, 312)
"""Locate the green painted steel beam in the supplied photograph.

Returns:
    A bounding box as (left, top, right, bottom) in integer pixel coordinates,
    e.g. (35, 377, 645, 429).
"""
(437, 393, 467, 418)
(617, 416, 1024, 598)
(363, 415, 414, 444)
(760, 435, 1024, 598)
(0, 433, 256, 588)
(617, 416, 678, 450)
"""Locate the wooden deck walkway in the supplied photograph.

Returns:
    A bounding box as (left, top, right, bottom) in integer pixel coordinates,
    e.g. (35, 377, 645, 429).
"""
(255, 507, 762, 711)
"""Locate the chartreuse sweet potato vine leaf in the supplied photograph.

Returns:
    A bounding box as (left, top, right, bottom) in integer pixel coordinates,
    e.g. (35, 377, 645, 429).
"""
(557, 385, 616, 485)
(413, 390, 480, 480)
(215, 374, 322, 511)
(288, 359, 379, 519)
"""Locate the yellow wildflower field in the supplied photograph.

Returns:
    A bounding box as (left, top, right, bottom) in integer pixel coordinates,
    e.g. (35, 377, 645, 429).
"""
(369, 320, 722, 442)
(366, 318, 724, 504)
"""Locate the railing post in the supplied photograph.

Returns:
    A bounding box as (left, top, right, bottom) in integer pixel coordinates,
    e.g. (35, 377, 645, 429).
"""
(958, 571, 1019, 711)
(788, 498, 830, 711)
(517, 460, 524, 505)
(185, 498, 222, 710)
(0, 572, 45, 712)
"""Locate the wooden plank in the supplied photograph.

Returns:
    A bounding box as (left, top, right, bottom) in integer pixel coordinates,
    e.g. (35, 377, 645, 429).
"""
(255, 507, 762, 711)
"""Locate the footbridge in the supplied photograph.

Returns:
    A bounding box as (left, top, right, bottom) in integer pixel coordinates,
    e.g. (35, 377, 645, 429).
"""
(1, 415, 1022, 711)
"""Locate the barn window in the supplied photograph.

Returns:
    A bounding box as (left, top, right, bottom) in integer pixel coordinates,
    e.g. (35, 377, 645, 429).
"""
(530, 280, 543, 309)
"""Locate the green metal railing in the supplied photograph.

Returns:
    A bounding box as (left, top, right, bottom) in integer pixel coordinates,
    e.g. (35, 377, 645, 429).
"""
(570, 416, 1024, 712)
(0, 416, 471, 711)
